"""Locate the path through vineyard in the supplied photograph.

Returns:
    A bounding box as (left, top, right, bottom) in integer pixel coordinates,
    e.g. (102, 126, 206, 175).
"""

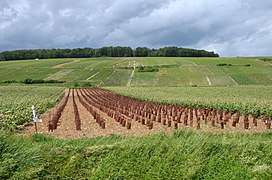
(23, 88, 270, 139)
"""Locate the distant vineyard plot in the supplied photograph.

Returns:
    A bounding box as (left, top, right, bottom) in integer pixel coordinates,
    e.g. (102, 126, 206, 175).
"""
(0, 57, 271, 86)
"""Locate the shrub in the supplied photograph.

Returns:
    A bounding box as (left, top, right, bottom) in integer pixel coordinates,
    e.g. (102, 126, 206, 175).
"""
(23, 78, 33, 84)
(23, 79, 65, 84)
(137, 66, 159, 72)
(216, 63, 232, 66)
(3, 80, 17, 83)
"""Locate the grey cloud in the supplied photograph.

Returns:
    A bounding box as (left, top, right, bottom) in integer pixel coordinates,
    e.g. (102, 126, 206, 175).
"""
(0, 0, 271, 56)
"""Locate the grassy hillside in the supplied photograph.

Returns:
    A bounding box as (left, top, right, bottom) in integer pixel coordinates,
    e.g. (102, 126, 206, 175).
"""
(0, 57, 271, 86)
(1, 130, 271, 179)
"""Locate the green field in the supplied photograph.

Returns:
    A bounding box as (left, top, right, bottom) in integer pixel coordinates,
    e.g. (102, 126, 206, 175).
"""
(1, 57, 271, 86)
(0, 86, 65, 130)
(1, 57, 272, 127)
(0, 57, 272, 179)
(1, 57, 271, 128)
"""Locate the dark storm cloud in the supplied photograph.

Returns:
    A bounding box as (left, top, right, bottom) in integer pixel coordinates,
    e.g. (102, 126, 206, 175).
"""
(0, 0, 271, 56)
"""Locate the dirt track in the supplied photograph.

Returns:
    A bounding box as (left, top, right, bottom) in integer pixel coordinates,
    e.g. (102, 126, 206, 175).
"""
(53, 59, 80, 68)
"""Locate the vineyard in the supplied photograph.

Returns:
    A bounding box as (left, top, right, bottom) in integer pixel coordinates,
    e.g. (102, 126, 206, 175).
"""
(0, 57, 271, 179)
(24, 88, 271, 137)
(107, 86, 272, 118)
(1, 57, 272, 87)
(0, 86, 64, 130)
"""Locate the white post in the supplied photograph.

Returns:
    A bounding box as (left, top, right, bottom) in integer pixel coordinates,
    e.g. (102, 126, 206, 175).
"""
(32, 106, 38, 134)
(32, 106, 42, 134)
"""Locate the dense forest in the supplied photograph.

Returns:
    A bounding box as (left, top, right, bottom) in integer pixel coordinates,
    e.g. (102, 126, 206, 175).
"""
(0, 46, 219, 61)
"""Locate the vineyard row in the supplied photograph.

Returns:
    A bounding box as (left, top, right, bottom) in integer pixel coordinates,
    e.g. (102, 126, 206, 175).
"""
(48, 88, 271, 132)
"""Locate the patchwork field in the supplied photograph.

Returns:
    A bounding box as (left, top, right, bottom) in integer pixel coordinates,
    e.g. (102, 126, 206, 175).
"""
(0, 57, 272, 179)
(1, 57, 272, 132)
(0, 57, 271, 86)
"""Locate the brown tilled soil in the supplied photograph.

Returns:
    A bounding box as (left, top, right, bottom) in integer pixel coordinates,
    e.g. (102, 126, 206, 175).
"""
(53, 59, 80, 68)
(21, 89, 271, 139)
(22, 92, 175, 139)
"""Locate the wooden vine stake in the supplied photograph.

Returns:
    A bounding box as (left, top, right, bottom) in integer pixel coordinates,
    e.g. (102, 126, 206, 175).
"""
(48, 111, 53, 132)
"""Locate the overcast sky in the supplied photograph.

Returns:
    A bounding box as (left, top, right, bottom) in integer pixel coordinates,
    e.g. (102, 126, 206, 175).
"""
(0, 0, 272, 57)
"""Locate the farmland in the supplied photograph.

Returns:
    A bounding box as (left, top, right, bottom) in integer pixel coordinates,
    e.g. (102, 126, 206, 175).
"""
(106, 86, 272, 118)
(0, 57, 271, 133)
(0, 57, 272, 179)
(0, 57, 271, 86)
(0, 86, 65, 130)
(20, 88, 271, 141)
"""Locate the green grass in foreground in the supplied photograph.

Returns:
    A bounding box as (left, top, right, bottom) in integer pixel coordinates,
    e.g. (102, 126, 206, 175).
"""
(0, 130, 271, 179)
(106, 86, 272, 117)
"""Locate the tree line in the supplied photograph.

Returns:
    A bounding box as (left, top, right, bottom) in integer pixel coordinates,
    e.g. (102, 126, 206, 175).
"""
(0, 46, 219, 61)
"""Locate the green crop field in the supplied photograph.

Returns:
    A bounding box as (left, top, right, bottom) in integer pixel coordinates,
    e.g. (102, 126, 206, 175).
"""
(1, 57, 271, 86)
(0, 86, 65, 130)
